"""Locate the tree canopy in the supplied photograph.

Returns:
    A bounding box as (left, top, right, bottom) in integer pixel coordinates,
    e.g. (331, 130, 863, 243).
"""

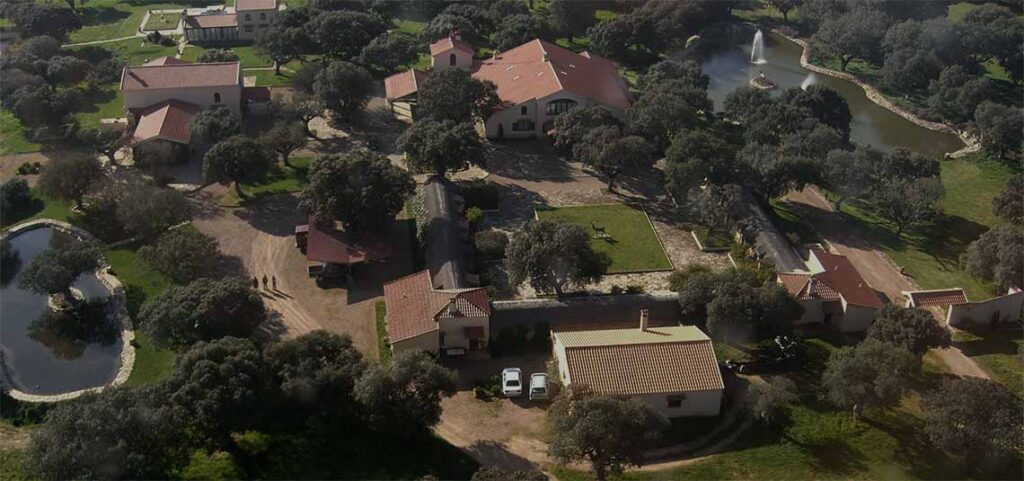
(961, 224, 1023, 292)
(921, 377, 1023, 469)
(203, 135, 275, 198)
(189, 105, 242, 144)
(37, 154, 103, 209)
(505, 220, 609, 296)
(866, 305, 951, 357)
(300, 150, 415, 233)
(398, 119, 483, 176)
(19, 241, 103, 298)
(139, 277, 267, 348)
(822, 338, 919, 417)
(313, 61, 374, 120)
(415, 67, 500, 123)
(354, 350, 458, 436)
(138, 228, 221, 284)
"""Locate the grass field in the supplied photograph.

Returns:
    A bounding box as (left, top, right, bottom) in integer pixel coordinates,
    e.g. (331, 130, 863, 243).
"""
(0, 449, 33, 481)
(0, 109, 43, 155)
(953, 329, 1024, 399)
(0, 191, 73, 229)
(245, 69, 293, 87)
(219, 157, 312, 207)
(74, 84, 124, 130)
(142, 11, 181, 31)
(69, 1, 186, 44)
(104, 247, 177, 385)
(72, 38, 179, 66)
(180, 45, 273, 67)
(536, 204, 672, 273)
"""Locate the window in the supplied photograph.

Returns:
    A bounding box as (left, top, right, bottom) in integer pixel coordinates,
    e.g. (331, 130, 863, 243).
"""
(259, 12, 267, 19)
(449, 53, 456, 66)
(214, 92, 221, 103)
(545, 98, 578, 115)
(244, 25, 254, 32)
(666, 395, 685, 408)
(520, 106, 527, 115)
(439, 331, 446, 347)
(244, 13, 251, 21)
(512, 119, 535, 131)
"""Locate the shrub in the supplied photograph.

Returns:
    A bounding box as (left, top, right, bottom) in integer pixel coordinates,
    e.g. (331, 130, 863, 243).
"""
(159, 36, 176, 47)
(0, 178, 35, 221)
(138, 228, 220, 283)
(474, 229, 508, 259)
(465, 206, 483, 225)
(610, 284, 624, 295)
(16, 162, 41, 175)
(461, 182, 500, 210)
(625, 284, 644, 294)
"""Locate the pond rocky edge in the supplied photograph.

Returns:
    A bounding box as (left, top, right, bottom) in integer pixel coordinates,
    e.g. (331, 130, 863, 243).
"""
(0, 219, 136, 403)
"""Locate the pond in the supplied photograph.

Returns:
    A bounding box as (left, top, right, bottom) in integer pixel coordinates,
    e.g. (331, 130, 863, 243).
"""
(1, 226, 122, 396)
(698, 27, 965, 157)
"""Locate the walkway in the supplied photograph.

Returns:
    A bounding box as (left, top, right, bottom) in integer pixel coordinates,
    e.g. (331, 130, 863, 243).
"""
(785, 187, 990, 379)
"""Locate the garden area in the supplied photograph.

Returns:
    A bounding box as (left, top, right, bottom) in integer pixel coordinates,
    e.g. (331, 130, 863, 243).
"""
(142, 11, 182, 31)
(67, 0, 189, 44)
(536, 204, 672, 273)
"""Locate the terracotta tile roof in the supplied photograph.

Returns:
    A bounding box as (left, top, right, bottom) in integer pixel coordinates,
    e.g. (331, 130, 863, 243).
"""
(778, 273, 811, 297)
(809, 248, 883, 308)
(143, 56, 188, 66)
(304, 220, 391, 265)
(472, 39, 631, 110)
(131, 99, 199, 144)
(557, 325, 724, 396)
(907, 289, 969, 307)
(236, 0, 278, 10)
(121, 61, 240, 91)
(384, 68, 429, 100)
(383, 270, 490, 342)
(429, 36, 474, 56)
(184, 13, 238, 29)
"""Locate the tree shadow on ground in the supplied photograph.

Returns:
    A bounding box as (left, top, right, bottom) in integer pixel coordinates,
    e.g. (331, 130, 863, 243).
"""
(77, 6, 130, 27)
(481, 182, 549, 228)
(464, 440, 539, 472)
(256, 310, 288, 341)
(953, 328, 1023, 357)
(485, 141, 574, 182)
(358, 105, 408, 155)
(232, 193, 306, 237)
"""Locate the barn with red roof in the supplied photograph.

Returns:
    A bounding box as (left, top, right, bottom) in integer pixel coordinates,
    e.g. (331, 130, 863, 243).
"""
(777, 247, 885, 332)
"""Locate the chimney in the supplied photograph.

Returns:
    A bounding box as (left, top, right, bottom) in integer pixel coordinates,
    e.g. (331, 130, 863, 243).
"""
(543, 52, 549, 62)
(639, 309, 650, 331)
(448, 297, 461, 317)
(452, 29, 461, 41)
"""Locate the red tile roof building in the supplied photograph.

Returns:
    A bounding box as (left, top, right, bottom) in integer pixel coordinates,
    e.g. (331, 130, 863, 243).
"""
(384, 37, 631, 138)
(383, 270, 491, 354)
(552, 322, 724, 418)
(184, 0, 278, 43)
(120, 59, 243, 145)
(777, 248, 885, 332)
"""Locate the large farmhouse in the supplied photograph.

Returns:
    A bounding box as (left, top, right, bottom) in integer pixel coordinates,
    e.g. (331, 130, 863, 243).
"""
(384, 36, 631, 139)
(777, 248, 884, 332)
(551, 311, 724, 418)
(183, 0, 280, 44)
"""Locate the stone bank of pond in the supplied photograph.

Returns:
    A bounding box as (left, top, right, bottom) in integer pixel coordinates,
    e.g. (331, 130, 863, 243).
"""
(695, 26, 965, 157)
(1, 225, 123, 397)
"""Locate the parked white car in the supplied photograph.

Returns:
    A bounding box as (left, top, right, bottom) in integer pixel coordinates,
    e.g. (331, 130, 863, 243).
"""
(501, 368, 523, 397)
(529, 373, 548, 400)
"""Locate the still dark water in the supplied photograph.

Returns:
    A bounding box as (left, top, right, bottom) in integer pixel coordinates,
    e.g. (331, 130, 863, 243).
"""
(1, 227, 121, 395)
(699, 29, 965, 157)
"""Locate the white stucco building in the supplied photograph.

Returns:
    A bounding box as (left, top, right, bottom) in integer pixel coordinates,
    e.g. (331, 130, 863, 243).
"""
(183, 0, 279, 44)
(551, 312, 724, 418)
(383, 270, 491, 355)
(384, 36, 631, 139)
(777, 248, 884, 332)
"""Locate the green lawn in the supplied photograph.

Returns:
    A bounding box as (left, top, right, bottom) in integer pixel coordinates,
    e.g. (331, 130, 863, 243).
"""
(142, 11, 181, 31)
(245, 69, 293, 87)
(375, 300, 391, 364)
(1, 191, 73, 229)
(536, 204, 672, 273)
(73, 84, 124, 130)
(69, 1, 186, 44)
(0, 109, 42, 155)
(181, 45, 272, 67)
(104, 247, 177, 385)
(952, 330, 1024, 399)
(219, 158, 311, 207)
(393, 18, 426, 37)
(0, 449, 33, 481)
(72, 37, 179, 66)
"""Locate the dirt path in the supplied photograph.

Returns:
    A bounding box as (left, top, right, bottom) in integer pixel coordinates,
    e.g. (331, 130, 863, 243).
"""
(785, 187, 990, 379)
(0, 424, 31, 451)
(190, 189, 414, 357)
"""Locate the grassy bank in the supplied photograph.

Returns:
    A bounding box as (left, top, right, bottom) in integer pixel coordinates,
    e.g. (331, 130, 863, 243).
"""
(375, 300, 391, 363)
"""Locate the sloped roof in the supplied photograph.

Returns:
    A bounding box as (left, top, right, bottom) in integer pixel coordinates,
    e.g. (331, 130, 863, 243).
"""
(235, 0, 277, 10)
(556, 325, 724, 396)
(121, 61, 240, 91)
(809, 248, 883, 308)
(778, 273, 841, 302)
(472, 39, 630, 110)
(429, 36, 474, 55)
(304, 220, 391, 265)
(131, 99, 199, 144)
(384, 68, 429, 100)
(906, 288, 969, 307)
(184, 13, 238, 28)
(383, 270, 490, 342)
(143, 56, 188, 66)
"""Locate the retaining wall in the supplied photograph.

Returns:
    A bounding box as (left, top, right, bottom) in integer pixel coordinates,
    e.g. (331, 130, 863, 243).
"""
(490, 293, 681, 332)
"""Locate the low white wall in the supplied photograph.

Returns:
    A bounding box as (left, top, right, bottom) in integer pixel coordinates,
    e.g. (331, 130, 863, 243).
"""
(948, 290, 1024, 329)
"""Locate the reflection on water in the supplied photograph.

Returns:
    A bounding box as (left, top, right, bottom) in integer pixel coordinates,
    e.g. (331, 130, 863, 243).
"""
(0, 227, 121, 395)
(698, 29, 965, 157)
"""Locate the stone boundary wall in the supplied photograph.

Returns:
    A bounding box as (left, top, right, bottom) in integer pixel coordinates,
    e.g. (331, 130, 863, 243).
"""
(0, 219, 135, 403)
(772, 30, 982, 158)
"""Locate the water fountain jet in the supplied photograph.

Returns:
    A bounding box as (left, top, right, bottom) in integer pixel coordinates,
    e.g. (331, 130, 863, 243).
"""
(750, 29, 766, 65)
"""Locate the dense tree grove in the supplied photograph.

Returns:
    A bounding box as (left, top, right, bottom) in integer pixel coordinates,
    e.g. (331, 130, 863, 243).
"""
(138, 277, 267, 348)
(37, 154, 103, 209)
(203, 136, 276, 198)
(822, 339, 920, 418)
(398, 119, 483, 175)
(961, 224, 1023, 292)
(866, 305, 951, 357)
(313, 61, 374, 120)
(139, 228, 222, 284)
(26, 331, 462, 480)
(189, 105, 242, 144)
(415, 68, 500, 123)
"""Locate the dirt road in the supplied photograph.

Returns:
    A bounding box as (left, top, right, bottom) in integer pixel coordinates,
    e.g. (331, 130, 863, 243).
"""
(785, 187, 990, 379)
(190, 189, 414, 358)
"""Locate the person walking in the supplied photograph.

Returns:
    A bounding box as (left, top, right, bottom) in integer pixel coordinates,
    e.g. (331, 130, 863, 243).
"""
(262, 274, 269, 290)
(271, 275, 277, 291)
(252, 276, 259, 290)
